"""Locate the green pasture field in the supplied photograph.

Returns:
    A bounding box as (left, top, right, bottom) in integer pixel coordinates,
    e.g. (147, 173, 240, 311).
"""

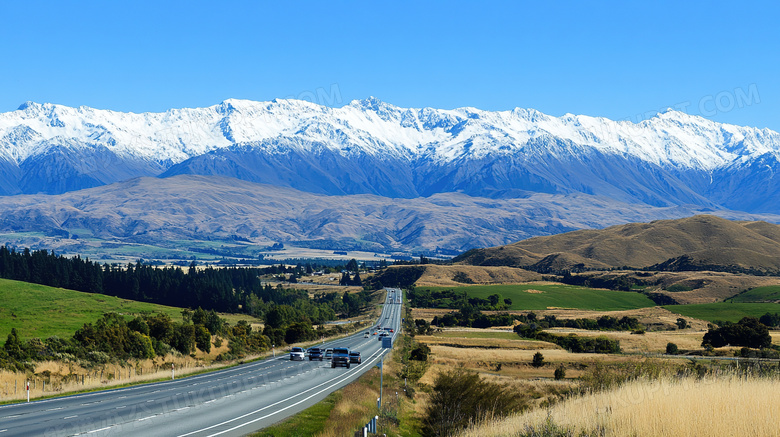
(0, 278, 260, 341)
(727, 285, 780, 303)
(421, 284, 656, 311)
(664, 302, 780, 323)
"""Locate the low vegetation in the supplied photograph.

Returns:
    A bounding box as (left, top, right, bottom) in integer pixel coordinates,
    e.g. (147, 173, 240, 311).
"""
(411, 284, 655, 311)
(461, 373, 780, 437)
(0, 278, 186, 341)
(726, 285, 780, 303)
(664, 302, 780, 323)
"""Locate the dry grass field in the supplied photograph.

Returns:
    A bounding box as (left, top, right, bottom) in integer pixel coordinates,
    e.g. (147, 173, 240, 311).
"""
(415, 265, 542, 287)
(639, 270, 780, 304)
(0, 353, 218, 402)
(461, 375, 780, 437)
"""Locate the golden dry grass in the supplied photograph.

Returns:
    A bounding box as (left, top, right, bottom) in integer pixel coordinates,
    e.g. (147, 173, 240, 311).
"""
(542, 328, 708, 354)
(0, 354, 218, 401)
(416, 333, 551, 350)
(642, 271, 780, 304)
(415, 265, 542, 287)
(461, 375, 780, 437)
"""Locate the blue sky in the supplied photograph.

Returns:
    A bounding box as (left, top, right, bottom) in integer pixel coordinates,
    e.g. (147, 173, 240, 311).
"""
(1, 1, 778, 130)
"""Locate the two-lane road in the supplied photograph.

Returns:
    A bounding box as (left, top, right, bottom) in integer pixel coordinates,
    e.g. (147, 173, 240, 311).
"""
(0, 289, 404, 436)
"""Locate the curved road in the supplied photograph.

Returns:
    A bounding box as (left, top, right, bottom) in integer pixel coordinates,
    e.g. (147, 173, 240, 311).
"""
(0, 289, 404, 437)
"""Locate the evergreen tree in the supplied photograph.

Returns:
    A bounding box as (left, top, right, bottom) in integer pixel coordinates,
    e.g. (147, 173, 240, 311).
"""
(4, 328, 25, 360)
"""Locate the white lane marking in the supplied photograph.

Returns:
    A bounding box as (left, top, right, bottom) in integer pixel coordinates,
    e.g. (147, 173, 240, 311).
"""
(46, 407, 63, 411)
(138, 415, 156, 422)
(178, 348, 385, 437)
(64, 415, 78, 419)
(115, 406, 126, 409)
(84, 425, 112, 434)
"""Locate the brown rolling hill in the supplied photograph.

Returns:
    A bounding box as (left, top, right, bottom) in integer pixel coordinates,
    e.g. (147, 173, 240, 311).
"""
(455, 215, 780, 273)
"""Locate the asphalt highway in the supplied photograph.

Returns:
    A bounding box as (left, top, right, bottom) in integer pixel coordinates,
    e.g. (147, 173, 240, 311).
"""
(0, 289, 404, 437)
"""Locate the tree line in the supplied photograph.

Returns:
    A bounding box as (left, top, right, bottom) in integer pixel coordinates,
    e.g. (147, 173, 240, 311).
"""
(0, 246, 370, 315)
(407, 287, 512, 310)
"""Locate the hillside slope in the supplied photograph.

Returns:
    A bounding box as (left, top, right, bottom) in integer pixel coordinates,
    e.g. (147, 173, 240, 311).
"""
(0, 177, 777, 255)
(456, 215, 780, 272)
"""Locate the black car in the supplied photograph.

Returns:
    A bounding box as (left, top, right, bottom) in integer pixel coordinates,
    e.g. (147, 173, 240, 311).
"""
(309, 347, 324, 361)
(331, 347, 351, 368)
(349, 351, 362, 364)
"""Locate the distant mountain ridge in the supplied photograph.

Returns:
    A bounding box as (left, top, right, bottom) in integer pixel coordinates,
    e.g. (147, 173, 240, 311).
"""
(1, 176, 778, 254)
(1, 99, 780, 215)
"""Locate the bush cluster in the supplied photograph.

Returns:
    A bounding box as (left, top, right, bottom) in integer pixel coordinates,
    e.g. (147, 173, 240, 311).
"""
(514, 323, 621, 354)
(702, 317, 772, 349)
(422, 369, 520, 437)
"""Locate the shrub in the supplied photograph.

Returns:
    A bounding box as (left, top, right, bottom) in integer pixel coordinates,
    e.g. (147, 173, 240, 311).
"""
(554, 364, 566, 380)
(422, 369, 519, 437)
(532, 352, 545, 368)
(410, 343, 431, 361)
(759, 312, 780, 328)
(195, 325, 212, 353)
(666, 342, 679, 355)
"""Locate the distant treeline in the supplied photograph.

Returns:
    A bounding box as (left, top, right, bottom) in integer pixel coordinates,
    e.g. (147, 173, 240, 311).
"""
(407, 288, 512, 310)
(0, 246, 366, 314)
(429, 309, 642, 332)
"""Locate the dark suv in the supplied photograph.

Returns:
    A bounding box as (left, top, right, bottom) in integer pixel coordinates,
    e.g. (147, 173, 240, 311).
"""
(309, 347, 324, 361)
(331, 347, 351, 368)
(349, 351, 362, 364)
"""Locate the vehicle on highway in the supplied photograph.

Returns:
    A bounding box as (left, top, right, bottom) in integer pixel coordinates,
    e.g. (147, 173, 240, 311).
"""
(290, 347, 305, 361)
(364, 331, 370, 338)
(308, 347, 324, 361)
(349, 351, 362, 364)
(378, 332, 389, 340)
(331, 347, 351, 368)
(324, 348, 333, 360)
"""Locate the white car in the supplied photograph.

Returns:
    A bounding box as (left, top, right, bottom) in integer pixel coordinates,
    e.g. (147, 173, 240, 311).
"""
(289, 347, 305, 361)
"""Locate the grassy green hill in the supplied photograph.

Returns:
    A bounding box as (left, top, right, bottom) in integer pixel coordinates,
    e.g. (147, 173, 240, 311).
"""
(664, 302, 780, 323)
(422, 284, 656, 311)
(726, 285, 780, 303)
(0, 278, 258, 341)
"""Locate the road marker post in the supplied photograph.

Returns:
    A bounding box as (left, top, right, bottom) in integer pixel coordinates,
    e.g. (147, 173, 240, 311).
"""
(172, 363, 175, 380)
(26, 381, 29, 403)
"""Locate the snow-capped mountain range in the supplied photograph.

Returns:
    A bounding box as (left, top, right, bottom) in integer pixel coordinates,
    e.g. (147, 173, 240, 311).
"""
(2, 98, 780, 213)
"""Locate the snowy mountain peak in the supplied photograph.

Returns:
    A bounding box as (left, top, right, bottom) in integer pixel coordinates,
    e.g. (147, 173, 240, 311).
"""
(0, 98, 779, 208)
